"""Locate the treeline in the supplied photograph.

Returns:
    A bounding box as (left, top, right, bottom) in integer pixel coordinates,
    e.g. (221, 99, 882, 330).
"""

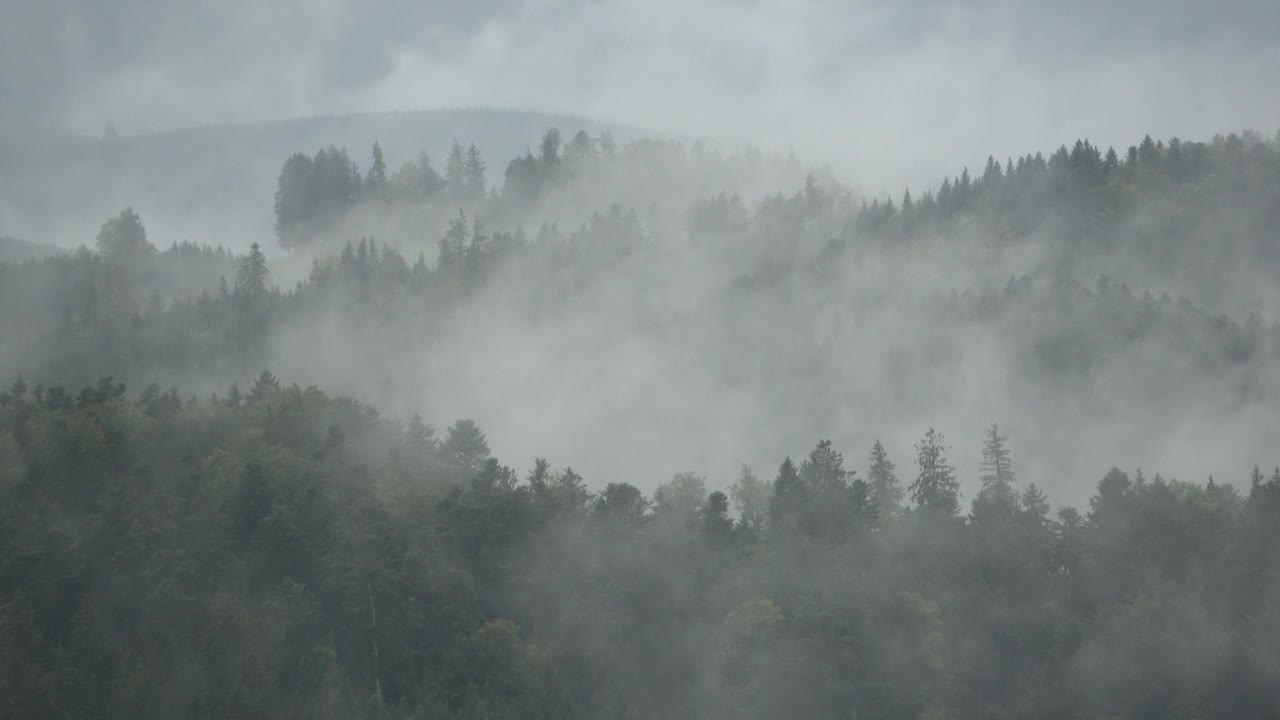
(849, 130, 1280, 243)
(269, 126, 1280, 318)
(272, 130, 616, 248)
(3, 196, 1278, 411)
(274, 140, 492, 249)
(2, 376, 1280, 718)
(272, 127, 808, 251)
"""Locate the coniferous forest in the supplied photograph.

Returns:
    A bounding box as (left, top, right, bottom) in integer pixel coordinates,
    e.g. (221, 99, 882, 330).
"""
(3, 120, 1280, 720)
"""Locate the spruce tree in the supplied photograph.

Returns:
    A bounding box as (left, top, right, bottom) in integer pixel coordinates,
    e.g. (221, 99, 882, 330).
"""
(910, 428, 958, 514)
(235, 242, 269, 300)
(446, 140, 467, 201)
(979, 424, 1014, 490)
(366, 141, 387, 198)
(867, 440, 903, 518)
(972, 424, 1018, 523)
(464, 144, 487, 202)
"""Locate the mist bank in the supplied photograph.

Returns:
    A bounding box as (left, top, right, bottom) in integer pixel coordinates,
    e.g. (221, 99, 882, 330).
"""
(2, 127, 1279, 507)
(0, 109, 677, 253)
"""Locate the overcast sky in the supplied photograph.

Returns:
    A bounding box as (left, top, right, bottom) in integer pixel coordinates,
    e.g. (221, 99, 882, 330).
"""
(3, 0, 1278, 187)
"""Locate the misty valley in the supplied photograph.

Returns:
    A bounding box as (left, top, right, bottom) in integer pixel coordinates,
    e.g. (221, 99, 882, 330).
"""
(3, 119, 1280, 720)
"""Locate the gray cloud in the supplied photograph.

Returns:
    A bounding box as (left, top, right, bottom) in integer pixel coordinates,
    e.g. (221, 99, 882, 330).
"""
(4, 0, 1276, 188)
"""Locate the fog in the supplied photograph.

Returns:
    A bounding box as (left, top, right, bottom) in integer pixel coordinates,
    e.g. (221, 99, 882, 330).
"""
(4, 0, 1278, 189)
(3, 3, 1280, 718)
(261, 186, 1280, 510)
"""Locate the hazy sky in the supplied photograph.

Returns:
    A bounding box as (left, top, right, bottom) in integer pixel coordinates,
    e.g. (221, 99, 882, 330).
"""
(4, 0, 1277, 187)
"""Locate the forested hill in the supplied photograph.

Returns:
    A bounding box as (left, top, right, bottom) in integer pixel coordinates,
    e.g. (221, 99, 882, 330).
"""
(1, 127, 1279, 503)
(0, 109, 666, 251)
(266, 126, 1280, 316)
(0, 235, 61, 263)
(2, 374, 1280, 719)
(2, 119, 1280, 718)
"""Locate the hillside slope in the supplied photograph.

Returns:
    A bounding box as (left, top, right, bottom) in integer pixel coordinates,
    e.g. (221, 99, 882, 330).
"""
(0, 109, 666, 251)
(0, 235, 62, 263)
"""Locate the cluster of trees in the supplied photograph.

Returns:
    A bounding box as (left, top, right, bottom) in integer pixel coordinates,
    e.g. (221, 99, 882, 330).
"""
(3, 126, 1279, 717)
(852, 131, 1277, 231)
(502, 128, 616, 208)
(272, 128, 810, 252)
(3, 190, 1278, 409)
(274, 140, 496, 249)
(272, 136, 512, 249)
(845, 131, 1280, 289)
(2, 377, 1280, 719)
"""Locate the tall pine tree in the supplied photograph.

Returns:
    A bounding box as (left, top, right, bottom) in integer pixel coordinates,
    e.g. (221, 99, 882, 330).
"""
(910, 428, 959, 514)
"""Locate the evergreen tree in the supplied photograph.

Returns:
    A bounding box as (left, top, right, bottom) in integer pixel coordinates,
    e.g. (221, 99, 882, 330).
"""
(540, 128, 562, 169)
(443, 419, 490, 474)
(446, 140, 467, 201)
(982, 155, 1003, 185)
(247, 369, 278, 403)
(769, 457, 801, 528)
(406, 413, 434, 450)
(701, 491, 735, 547)
(1019, 483, 1050, 523)
(867, 440, 903, 519)
(235, 243, 269, 299)
(366, 141, 387, 198)
(799, 439, 848, 496)
(566, 130, 596, 165)
(910, 428, 959, 514)
(552, 466, 592, 514)
(464, 143, 487, 202)
(96, 207, 155, 258)
(438, 209, 470, 272)
(1138, 134, 1159, 165)
(972, 424, 1017, 523)
(527, 457, 551, 496)
(274, 153, 314, 247)
(1103, 146, 1120, 174)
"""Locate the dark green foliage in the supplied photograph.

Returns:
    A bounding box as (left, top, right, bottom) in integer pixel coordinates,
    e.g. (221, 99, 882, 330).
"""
(3, 125, 1280, 719)
(0, 377, 1278, 718)
(96, 207, 155, 258)
(971, 424, 1019, 525)
(866, 439, 903, 520)
(911, 427, 959, 514)
(274, 146, 362, 248)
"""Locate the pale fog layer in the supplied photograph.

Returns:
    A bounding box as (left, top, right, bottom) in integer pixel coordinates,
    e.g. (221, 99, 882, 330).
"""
(4, 0, 1279, 210)
(265, 195, 1279, 511)
(2, 0, 1279, 510)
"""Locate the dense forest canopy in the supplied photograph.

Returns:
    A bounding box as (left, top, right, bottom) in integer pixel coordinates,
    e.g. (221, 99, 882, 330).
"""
(2, 121, 1280, 719)
(3, 372, 1280, 718)
(3, 127, 1278, 501)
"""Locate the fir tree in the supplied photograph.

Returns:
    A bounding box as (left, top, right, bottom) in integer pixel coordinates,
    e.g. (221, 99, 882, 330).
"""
(464, 144, 487, 202)
(366, 141, 387, 198)
(867, 439, 903, 518)
(446, 140, 467, 201)
(910, 428, 959, 514)
(235, 242, 269, 299)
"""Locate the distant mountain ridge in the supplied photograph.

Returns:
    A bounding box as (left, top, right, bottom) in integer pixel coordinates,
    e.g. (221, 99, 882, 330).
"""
(0, 109, 675, 251)
(0, 235, 63, 263)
